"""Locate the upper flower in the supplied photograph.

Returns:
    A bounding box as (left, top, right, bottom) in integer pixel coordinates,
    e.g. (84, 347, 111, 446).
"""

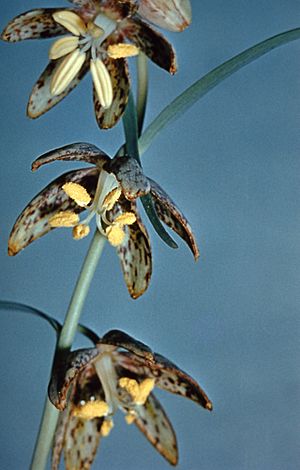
(8, 142, 199, 298)
(1, 0, 191, 129)
(49, 329, 212, 469)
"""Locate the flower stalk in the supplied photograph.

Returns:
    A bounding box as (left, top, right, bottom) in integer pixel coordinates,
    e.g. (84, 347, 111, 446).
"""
(30, 230, 106, 470)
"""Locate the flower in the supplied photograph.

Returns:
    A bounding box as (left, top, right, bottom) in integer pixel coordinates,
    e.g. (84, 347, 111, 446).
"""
(8, 142, 199, 298)
(1, 0, 191, 129)
(49, 329, 212, 469)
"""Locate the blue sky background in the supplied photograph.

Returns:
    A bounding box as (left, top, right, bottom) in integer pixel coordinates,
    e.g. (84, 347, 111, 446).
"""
(0, 1, 299, 469)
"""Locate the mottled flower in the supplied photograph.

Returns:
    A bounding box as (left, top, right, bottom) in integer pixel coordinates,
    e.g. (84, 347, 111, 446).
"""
(1, 0, 191, 128)
(8, 143, 199, 298)
(49, 329, 212, 469)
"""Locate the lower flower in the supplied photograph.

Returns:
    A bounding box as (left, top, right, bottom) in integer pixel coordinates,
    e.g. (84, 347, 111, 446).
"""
(49, 329, 212, 469)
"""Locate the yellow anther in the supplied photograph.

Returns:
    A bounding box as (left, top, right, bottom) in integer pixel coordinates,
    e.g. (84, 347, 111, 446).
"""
(114, 212, 136, 226)
(102, 187, 122, 210)
(49, 36, 79, 60)
(62, 182, 91, 207)
(119, 377, 155, 405)
(90, 58, 113, 109)
(125, 413, 136, 425)
(49, 210, 79, 227)
(106, 224, 126, 247)
(87, 21, 104, 39)
(101, 419, 114, 437)
(52, 11, 87, 36)
(51, 49, 86, 95)
(73, 400, 109, 420)
(72, 224, 90, 240)
(107, 43, 139, 59)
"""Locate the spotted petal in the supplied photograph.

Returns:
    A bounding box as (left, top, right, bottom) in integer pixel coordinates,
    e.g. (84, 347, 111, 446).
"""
(94, 52, 130, 129)
(27, 56, 89, 119)
(52, 401, 73, 470)
(138, 0, 192, 32)
(104, 156, 151, 200)
(1, 9, 68, 42)
(123, 17, 176, 73)
(49, 349, 100, 411)
(149, 178, 199, 259)
(32, 142, 110, 171)
(135, 393, 178, 465)
(100, 329, 154, 362)
(116, 201, 152, 299)
(8, 168, 98, 256)
(100, 0, 138, 20)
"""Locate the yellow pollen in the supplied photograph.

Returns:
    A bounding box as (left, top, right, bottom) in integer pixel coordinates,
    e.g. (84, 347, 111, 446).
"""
(72, 224, 90, 240)
(114, 212, 136, 226)
(87, 21, 104, 39)
(49, 210, 79, 227)
(119, 377, 155, 405)
(62, 182, 91, 207)
(107, 43, 139, 59)
(125, 413, 136, 425)
(73, 400, 109, 420)
(106, 224, 126, 247)
(101, 419, 114, 437)
(102, 187, 122, 210)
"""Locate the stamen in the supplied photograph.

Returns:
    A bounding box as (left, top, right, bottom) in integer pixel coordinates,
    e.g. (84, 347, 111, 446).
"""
(102, 187, 122, 210)
(62, 182, 91, 207)
(87, 21, 104, 39)
(119, 377, 155, 405)
(114, 212, 136, 226)
(49, 36, 79, 60)
(106, 224, 126, 247)
(125, 413, 136, 425)
(101, 419, 114, 437)
(51, 49, 86, 95)
(107, 43, 139, 59)
(52, 11, 87, 36)
(90, 58, 113, 109)
(73, 400, 109, 420)
(72, 224, 90, 240)
(49, 211, 79, 227)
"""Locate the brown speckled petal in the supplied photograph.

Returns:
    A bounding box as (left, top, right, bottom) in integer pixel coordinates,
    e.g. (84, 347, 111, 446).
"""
(8, 168, 98, 256)
(94, 52, 130, 129)
(116, 202, 152, 299)
(122, 17, 176, 73)
(27, 55, 89, 119)
(32, 143, 110, 171)
(52, 401, 72, 470)
(103, 156, 151, 200)
(49, 349, 100, 411)
(100, 329, 154, 361)
(100, 0, 138, 20)
(138, 0, 192, 32)
(135, 393, 178, 465)
(1, 9, 68, 42)
(149, 178, 199, 259)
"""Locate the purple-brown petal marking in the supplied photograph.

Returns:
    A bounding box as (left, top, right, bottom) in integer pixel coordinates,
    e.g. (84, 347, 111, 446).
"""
(135, 393, 178, 465)
(103, 156, 151, 200)
(32, 142, 110, 171)
(138, 0, 192, 32)
(149, 178, 200, 259)
(94, 44, 130, 129)
(49, 348, 100, 411)
(100, 329, 154, 361)
(150, 353, 212, 410)
(52, 401, 72, 470)
(100, 0, 138, 20)
(116, 201, 152, 299)
(27, 55, 89, 119)
(8, 168, 98, 256)
(122, 17, 177, 73)
(64, 412, 103, 470)
(1, 9, 68, 42)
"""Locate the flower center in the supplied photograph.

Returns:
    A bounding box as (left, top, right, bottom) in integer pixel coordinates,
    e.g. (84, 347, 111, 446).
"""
(49, 173, 136, 247)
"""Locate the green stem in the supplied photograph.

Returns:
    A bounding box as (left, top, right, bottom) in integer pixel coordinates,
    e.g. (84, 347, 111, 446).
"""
(30, 230, 106, 470)
(136, 52, 148, 135)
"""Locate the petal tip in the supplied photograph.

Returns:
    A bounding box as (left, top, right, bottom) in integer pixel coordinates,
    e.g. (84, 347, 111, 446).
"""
(8, 242, 20, 256)
(206, 401, 213, 411)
